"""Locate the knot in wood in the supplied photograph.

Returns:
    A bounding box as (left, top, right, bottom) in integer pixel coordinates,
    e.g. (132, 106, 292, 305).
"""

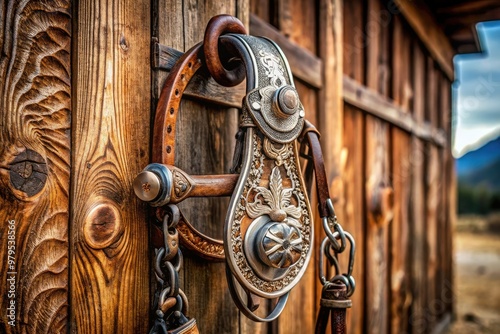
(9, 149, 47, 197)
(84, 201, 123, 250)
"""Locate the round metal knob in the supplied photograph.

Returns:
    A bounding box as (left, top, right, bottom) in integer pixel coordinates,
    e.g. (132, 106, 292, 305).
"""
(257, 222, 303, 269)
(133, 163, 172, 206)
(272, 86, 299, 119)
(133, 171, 161, 202)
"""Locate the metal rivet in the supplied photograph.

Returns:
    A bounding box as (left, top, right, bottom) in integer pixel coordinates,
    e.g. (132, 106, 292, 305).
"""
(252, 102, 261, 110)
(299, 109, 305, 117)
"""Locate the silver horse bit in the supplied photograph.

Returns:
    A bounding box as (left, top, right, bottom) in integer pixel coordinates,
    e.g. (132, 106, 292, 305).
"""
(133, 14, 355, 331)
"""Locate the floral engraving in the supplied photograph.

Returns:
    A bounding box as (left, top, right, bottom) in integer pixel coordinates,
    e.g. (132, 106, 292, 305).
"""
(259, 50, 286, 88)
(246, 167, 301, 222)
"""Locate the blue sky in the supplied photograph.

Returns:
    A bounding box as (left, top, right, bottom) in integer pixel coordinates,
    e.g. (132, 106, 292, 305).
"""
(453, 21, 500, 158)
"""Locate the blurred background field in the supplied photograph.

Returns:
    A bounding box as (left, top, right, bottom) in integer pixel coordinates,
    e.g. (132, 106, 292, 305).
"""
(447, 215, 500, 333)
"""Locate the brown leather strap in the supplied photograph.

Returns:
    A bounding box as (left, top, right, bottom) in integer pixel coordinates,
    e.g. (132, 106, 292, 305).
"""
(315, 306, 331, 334)
(203, 14, 247, 87)
(315, 283, 349, 334)
(300, 120, 331, 218)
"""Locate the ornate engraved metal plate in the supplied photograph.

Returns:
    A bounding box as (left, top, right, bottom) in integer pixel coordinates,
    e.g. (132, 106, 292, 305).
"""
(224, 35, 313, 300)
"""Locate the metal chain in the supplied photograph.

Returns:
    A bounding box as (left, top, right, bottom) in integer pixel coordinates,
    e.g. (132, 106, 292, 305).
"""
(149, 204, 190, 334)
(319, 198, 356, 297)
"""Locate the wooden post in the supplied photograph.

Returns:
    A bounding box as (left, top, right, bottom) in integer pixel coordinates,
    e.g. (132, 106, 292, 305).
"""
(365, 1, 390, 333)
(389, 15, 412, 334)
(70, 0, 151, 332)
(410, 39, 427, 334)
(0, 1, 71, 332)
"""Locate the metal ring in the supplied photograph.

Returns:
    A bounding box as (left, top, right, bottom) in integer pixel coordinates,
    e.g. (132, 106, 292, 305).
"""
(225, 265, 289, 322)
(169, 248, 183, 272)
(319, 237, 340, 285)
(154, 248, 167, 280)
(164, 204, 180, 229)
(203, 14, 247, 86)
(346, 275, 356, 297)
(164, 262, 179, 297)
(322, 216, 347, 253)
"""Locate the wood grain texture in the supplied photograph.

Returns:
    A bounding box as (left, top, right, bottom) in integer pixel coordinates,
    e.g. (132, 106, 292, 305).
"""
(343, 76, 447, 147)
(343, 105, 365, 334)
(70, 0, 151, 332)
(364, 2, 390, 333)
(409, 39, 427, 334)
(394, 0, 454, 80)
(0, 0, 71, 332)
(342, 0, 364, 82)
(390, 128, 411, 334)
(389, 15, 411, 333)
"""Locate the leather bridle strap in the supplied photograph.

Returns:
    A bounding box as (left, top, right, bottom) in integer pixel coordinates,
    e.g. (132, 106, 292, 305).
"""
(300, 120, 331, 218)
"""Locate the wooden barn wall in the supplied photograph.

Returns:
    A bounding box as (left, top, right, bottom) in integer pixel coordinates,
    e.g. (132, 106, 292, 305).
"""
(342, 0, 454, 333)
(1, 0, 454, 333)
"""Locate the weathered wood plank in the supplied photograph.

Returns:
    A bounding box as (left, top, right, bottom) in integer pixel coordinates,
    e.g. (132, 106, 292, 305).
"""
(440, 76, 454, 317)
(343, 76, 447, 147)
(409, 40, 427, 334)
(364, 116, 390, 334)
(0, 1, 71, 332)
(250, 14, 322, 88)
(394, 0, 454, 80)
(425, 144, 440, 332)
(343, 105, 365, 334)
(390, 127, 411, 333)
(70, 0, 151, 332)
(343, 0, 364, 82)
(389, 14, 411, 334)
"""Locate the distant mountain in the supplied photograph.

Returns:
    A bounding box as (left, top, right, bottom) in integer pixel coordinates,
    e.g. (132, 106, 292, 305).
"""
(457, 136, 500, 214)
(460, 158, 500, 191)
(456, 136, 500, 177)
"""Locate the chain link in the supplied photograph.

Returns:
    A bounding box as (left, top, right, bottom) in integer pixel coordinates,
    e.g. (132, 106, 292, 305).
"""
(149, 204, 190, 334)
(319, 199, 356, 297)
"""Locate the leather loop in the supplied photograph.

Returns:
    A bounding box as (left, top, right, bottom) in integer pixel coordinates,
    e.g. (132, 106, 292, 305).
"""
(203, 14, 247, 86)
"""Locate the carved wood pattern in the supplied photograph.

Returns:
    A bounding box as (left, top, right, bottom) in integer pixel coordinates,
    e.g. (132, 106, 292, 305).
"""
(0, 0, 71, 333)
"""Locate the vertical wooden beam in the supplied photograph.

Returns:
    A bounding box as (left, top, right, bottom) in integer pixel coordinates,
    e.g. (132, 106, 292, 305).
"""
(343, 0, 366, 332)
(365, 1, 390, 333)
(343, 105, 365, 334)
(389, 14, 412, 334)
(409, 40, 427, 334)
(441, 76, 454, 317)
(0, 1, 71, 333)
(343, 0, 364, 82)
(71, 0, 151, 332)
(424, 58, 440, 332)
